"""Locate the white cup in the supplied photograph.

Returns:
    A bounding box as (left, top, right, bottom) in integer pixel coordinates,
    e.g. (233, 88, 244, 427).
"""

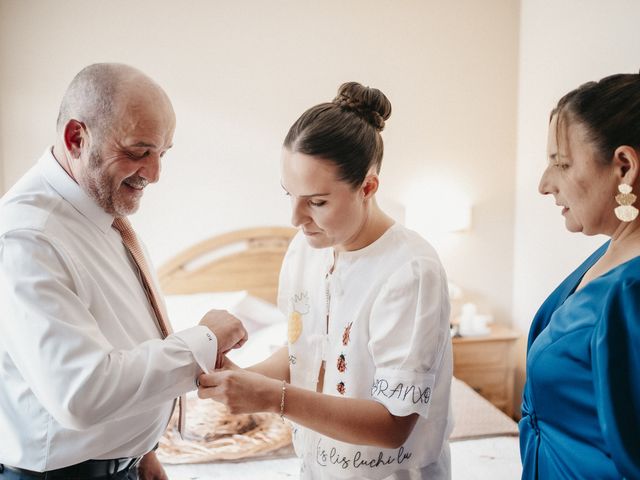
(459, 312, 491, 336)
(471, 314, 490, 334)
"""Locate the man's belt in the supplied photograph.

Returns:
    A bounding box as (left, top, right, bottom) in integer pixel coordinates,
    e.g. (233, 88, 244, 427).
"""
(0, 456, 142, 479)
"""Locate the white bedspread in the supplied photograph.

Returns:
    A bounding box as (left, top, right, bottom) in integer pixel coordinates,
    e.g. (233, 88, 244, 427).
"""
(163, 436, 521, 479)
(451, 436, 521, 479)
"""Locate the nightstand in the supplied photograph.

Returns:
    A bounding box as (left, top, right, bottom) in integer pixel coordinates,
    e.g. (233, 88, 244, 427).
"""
(452, 324, 520, 417)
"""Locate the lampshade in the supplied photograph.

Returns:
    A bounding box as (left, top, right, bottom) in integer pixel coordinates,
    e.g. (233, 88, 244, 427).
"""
(405, 197, 472, 235)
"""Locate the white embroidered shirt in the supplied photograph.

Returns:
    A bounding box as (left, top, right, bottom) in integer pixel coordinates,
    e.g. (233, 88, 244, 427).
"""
(279, 224, 453, 480)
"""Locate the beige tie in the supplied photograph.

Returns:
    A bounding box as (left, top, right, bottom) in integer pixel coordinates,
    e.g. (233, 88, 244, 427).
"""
(112, 217, 186, 437)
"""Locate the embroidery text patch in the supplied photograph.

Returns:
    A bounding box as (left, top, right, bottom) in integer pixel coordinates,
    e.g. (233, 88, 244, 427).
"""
(315, 438, 412, 470)
(371, 378, 431, 405)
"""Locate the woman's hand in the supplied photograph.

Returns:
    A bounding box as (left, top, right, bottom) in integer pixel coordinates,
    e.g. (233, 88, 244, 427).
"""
(198, 367, 418, 448)
(197, 369, 280, 414)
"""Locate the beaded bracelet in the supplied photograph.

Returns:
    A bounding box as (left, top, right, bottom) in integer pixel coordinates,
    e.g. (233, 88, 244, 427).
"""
(280, 380, 287, 422)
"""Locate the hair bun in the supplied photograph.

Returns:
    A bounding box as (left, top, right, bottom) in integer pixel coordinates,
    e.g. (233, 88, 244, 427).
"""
(332, 82, 392, 131)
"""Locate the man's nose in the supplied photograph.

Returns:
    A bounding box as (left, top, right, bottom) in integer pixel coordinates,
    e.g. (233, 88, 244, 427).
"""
(139, 155, 161, 184)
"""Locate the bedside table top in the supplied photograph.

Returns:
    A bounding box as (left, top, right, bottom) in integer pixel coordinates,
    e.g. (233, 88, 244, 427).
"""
(452, 324, 520, 343)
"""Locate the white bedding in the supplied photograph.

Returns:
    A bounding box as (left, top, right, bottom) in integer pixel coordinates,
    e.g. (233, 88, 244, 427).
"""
(163, 437, 522, 479)
(450, 436, 521, 479)
(165, 291, 285, 333)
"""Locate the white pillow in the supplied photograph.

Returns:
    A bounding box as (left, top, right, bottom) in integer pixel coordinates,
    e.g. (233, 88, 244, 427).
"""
(164, 291, 285, 334)
(227, 322, 287, 367)
(164, 291, 247, 332)
(228, 293, 285, 330)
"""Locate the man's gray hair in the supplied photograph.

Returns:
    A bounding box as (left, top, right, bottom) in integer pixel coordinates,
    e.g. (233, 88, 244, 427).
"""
(55, 63, 132, 139)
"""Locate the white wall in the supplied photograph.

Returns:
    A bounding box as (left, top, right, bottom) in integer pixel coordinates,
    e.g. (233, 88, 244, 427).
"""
(0, 0, 520, 324)
(0, 0, 4, 195)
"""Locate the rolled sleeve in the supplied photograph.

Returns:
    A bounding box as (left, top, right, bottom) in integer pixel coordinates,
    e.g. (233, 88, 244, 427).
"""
(371, 367, 436, 417)
(368, 257, 450, 419)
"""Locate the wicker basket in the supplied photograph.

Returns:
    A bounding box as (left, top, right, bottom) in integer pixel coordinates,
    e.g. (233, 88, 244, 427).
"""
(157, 397, 293, 464)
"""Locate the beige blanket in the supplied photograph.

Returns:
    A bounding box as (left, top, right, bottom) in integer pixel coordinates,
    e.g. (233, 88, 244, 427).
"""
(450, 377, 519, 441)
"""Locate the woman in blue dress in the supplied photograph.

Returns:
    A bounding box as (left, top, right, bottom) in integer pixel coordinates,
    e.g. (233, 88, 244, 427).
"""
(520, 73, 640, 479)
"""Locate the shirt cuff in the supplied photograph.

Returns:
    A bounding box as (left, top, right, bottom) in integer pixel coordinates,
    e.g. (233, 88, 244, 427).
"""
(370, 367, 436, 418)
(173, 325, 217, 374)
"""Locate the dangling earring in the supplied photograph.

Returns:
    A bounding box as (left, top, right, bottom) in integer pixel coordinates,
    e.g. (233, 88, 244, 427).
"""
(614, 183, 639, 222)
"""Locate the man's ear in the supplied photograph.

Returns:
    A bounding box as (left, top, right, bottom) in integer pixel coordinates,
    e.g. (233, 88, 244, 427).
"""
(63, 119, 87, 159)
(362, 174, 379, 200)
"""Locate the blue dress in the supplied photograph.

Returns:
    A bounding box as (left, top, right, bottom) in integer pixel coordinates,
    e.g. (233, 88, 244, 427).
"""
(520, 242, 640, 480)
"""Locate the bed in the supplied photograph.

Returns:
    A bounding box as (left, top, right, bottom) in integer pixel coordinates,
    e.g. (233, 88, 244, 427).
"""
(156, 226, 522, 479)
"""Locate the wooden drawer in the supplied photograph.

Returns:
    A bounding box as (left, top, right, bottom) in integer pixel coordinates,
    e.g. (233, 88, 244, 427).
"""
(452, 326, 520, 417)
(453, 341, 510, 369)
(454, 367, 508, 405)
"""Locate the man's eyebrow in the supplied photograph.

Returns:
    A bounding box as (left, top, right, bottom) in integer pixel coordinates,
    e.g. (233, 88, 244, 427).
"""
(129, 142, 173, 150)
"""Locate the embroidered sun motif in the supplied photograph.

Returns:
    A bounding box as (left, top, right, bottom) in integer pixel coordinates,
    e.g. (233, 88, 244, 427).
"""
(288, 292, 310, 344)
(342, 322, 353, 346)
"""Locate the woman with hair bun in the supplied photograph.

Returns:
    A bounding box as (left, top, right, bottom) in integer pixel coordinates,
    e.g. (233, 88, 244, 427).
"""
(521, 72, 640, 479)
(198, 82, 453, 479)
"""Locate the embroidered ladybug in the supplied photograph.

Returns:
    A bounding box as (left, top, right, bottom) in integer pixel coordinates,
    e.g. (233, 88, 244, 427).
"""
(337, 381, 346, 395)
(336, 353, 346, 373)
(342, 322, 353, 346)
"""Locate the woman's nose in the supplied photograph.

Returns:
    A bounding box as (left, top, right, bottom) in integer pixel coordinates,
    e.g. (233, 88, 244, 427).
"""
(538, 166, 555, 195)
(290, 199, 308, 227)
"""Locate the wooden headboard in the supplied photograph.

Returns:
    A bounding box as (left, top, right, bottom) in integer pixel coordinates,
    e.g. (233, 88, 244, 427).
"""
(158, 226, 297, 305)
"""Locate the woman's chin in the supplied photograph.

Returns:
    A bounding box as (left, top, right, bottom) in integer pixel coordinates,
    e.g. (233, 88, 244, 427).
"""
(564, 220, 583, 234)
(303, 233, 330, 249)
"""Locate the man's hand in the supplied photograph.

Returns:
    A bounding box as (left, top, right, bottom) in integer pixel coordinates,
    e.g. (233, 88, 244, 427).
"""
(137, 451, 168, 480)
(217, 354, 240, 371)
(199, 309, 248, 357)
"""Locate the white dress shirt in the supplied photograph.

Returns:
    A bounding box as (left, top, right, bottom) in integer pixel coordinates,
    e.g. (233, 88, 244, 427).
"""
(0, 149, 217, 470)
(279, 225, 453, 480)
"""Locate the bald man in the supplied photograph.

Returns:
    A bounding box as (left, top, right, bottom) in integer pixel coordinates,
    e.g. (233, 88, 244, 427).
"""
(0, 64, 247, 479)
